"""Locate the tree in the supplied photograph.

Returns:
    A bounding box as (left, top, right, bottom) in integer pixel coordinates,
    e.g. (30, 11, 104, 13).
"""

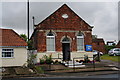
(92, 35, 97, 39)
(27, 40, 34, 50)
(105, 45, 116, 53)
(20, 34, 33, 50)
(20, 34, 27, 41)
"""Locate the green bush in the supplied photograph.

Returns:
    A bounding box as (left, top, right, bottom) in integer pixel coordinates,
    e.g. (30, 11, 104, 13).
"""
(45, 55, 53, 64)
(40, 59, 45, 64)
(27, 54, 37, 69)
(39, 54, 53, 64)
(105, 45, 116, 53)
(35, 66, 44, 74)
(84, 55, 90, 63)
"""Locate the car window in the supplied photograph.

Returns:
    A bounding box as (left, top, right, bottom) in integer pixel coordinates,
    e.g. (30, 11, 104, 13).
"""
(114, 49, 119, 51)
(118, 49, 120, 51)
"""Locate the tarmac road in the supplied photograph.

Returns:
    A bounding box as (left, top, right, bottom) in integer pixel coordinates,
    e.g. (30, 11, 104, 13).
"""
(2, 73, 119, 80)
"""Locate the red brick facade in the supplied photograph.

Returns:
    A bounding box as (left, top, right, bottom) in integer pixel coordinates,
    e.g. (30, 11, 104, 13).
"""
(116, 41, 120, 48)
(31, 4, 93, 52)
(92, 38, 106, 54)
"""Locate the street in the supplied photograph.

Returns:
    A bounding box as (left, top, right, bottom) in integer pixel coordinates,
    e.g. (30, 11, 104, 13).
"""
(2, 74, 119, 80)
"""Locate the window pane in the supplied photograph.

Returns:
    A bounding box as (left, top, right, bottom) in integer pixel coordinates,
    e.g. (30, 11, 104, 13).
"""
(47, 37, 55, 51)
(2, 49, 14, 58)
(77, 38, 84, 51)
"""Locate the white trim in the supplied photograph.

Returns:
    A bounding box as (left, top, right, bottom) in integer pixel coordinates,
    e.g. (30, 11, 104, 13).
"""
(1, 48, 14, 58)
(62, 14, 69, 18)
(77, 36, 84, 38)
(45, 30, 57, 36)
(0, 46, 27, 48)
(47, 36, 55, 37)
(77, 36, 84, 51)
(62, 41, 70, 43)
(61, 36, 72, 43)
(46, 33, 56, 52)
(1, 57, 14, 59)
(46, 51, 56, 52)
(77, 51, 85, 52)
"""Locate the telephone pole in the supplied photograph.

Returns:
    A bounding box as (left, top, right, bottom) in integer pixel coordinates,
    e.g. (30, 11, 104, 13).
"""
(27, 0, 29, 40)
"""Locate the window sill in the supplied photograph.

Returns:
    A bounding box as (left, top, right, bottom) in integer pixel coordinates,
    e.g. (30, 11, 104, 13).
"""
(77, 51, 85, 52)
(1, 57, 14, 59)
(46, 51, 56, 53)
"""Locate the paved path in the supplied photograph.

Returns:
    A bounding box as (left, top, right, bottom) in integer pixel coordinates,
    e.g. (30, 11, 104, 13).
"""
(101, 60, 120, 68)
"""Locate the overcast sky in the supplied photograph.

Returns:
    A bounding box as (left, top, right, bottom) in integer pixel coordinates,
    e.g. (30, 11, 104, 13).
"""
(1, 1, 119, 43)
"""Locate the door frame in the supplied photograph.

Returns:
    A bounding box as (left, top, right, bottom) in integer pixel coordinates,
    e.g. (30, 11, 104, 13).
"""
(61, 36, 71, 61)
(62, 43, 71, 61)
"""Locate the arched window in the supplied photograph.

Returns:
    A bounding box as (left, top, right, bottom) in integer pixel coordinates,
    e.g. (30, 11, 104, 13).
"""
(46, 31, 55, 51)
(77, 32, 84, 51)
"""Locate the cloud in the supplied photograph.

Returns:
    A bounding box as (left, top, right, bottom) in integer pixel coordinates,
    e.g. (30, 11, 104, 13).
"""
(2, 2, 27, 33)
(0, 2, 2, 27)
(1, 2, 118, 42)
(92, 2, 118, 41)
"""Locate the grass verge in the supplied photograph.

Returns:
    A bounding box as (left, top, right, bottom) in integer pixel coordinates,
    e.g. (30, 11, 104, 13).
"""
(101, 54, 120, 62)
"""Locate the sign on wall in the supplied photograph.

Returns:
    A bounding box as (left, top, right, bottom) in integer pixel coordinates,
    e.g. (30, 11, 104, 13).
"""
(85, 45, 92, 51)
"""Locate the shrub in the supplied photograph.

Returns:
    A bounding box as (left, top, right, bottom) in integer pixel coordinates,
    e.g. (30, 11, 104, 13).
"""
(40, 59, 45, 64)
(35, 66, 44, 74)
(45, 55, 53, 64)
(39, 54, 53, 64)
(27, 54, 37, 69)
(84, 55, 90, 63)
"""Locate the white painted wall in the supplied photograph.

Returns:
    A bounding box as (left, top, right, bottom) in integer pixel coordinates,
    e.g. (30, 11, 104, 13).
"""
(0, 47, 27, 67)
(35, 51, 94, 63)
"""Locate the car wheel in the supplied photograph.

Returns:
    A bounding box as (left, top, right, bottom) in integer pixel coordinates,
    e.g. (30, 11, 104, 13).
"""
(113, 54, 116, 56)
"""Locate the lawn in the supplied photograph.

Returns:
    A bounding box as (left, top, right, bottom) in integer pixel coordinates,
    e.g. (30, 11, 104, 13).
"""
(101, 54, 120, 62)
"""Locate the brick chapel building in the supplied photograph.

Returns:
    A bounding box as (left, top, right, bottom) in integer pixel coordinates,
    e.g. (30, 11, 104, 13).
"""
(92, 38, 106, 54)
(31, 4, 94, 61)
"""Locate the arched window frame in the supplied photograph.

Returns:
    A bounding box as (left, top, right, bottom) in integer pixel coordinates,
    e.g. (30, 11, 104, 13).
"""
(46, 31, 55, 52)
(62, 36, 71, 43)
(77, 32, 84, 51)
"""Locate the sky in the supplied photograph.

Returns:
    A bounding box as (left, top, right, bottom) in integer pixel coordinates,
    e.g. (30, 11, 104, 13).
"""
(0, 0, 119, 43)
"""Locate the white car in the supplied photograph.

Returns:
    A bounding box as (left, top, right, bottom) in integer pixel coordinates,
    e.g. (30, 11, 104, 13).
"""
(108, 48, 120, 56)
(93, 50, 103, 56)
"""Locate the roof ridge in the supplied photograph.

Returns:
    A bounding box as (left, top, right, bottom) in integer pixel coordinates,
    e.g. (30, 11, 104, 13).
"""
(0, 28, 12, 30)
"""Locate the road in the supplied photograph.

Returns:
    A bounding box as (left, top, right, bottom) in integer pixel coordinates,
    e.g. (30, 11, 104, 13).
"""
(2, 74, 119, 80)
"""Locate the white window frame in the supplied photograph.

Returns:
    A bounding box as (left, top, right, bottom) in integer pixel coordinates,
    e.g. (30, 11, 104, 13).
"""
(46, 35, 55, 52)
(62, 37, 71, 43)
(77, 35, 84, 52)
(2, 48, 14, 58)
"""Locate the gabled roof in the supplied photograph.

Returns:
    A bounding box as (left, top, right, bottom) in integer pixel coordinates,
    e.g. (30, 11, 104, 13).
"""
(35, 4, 92, 30)
(0, 28, 27, 47)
